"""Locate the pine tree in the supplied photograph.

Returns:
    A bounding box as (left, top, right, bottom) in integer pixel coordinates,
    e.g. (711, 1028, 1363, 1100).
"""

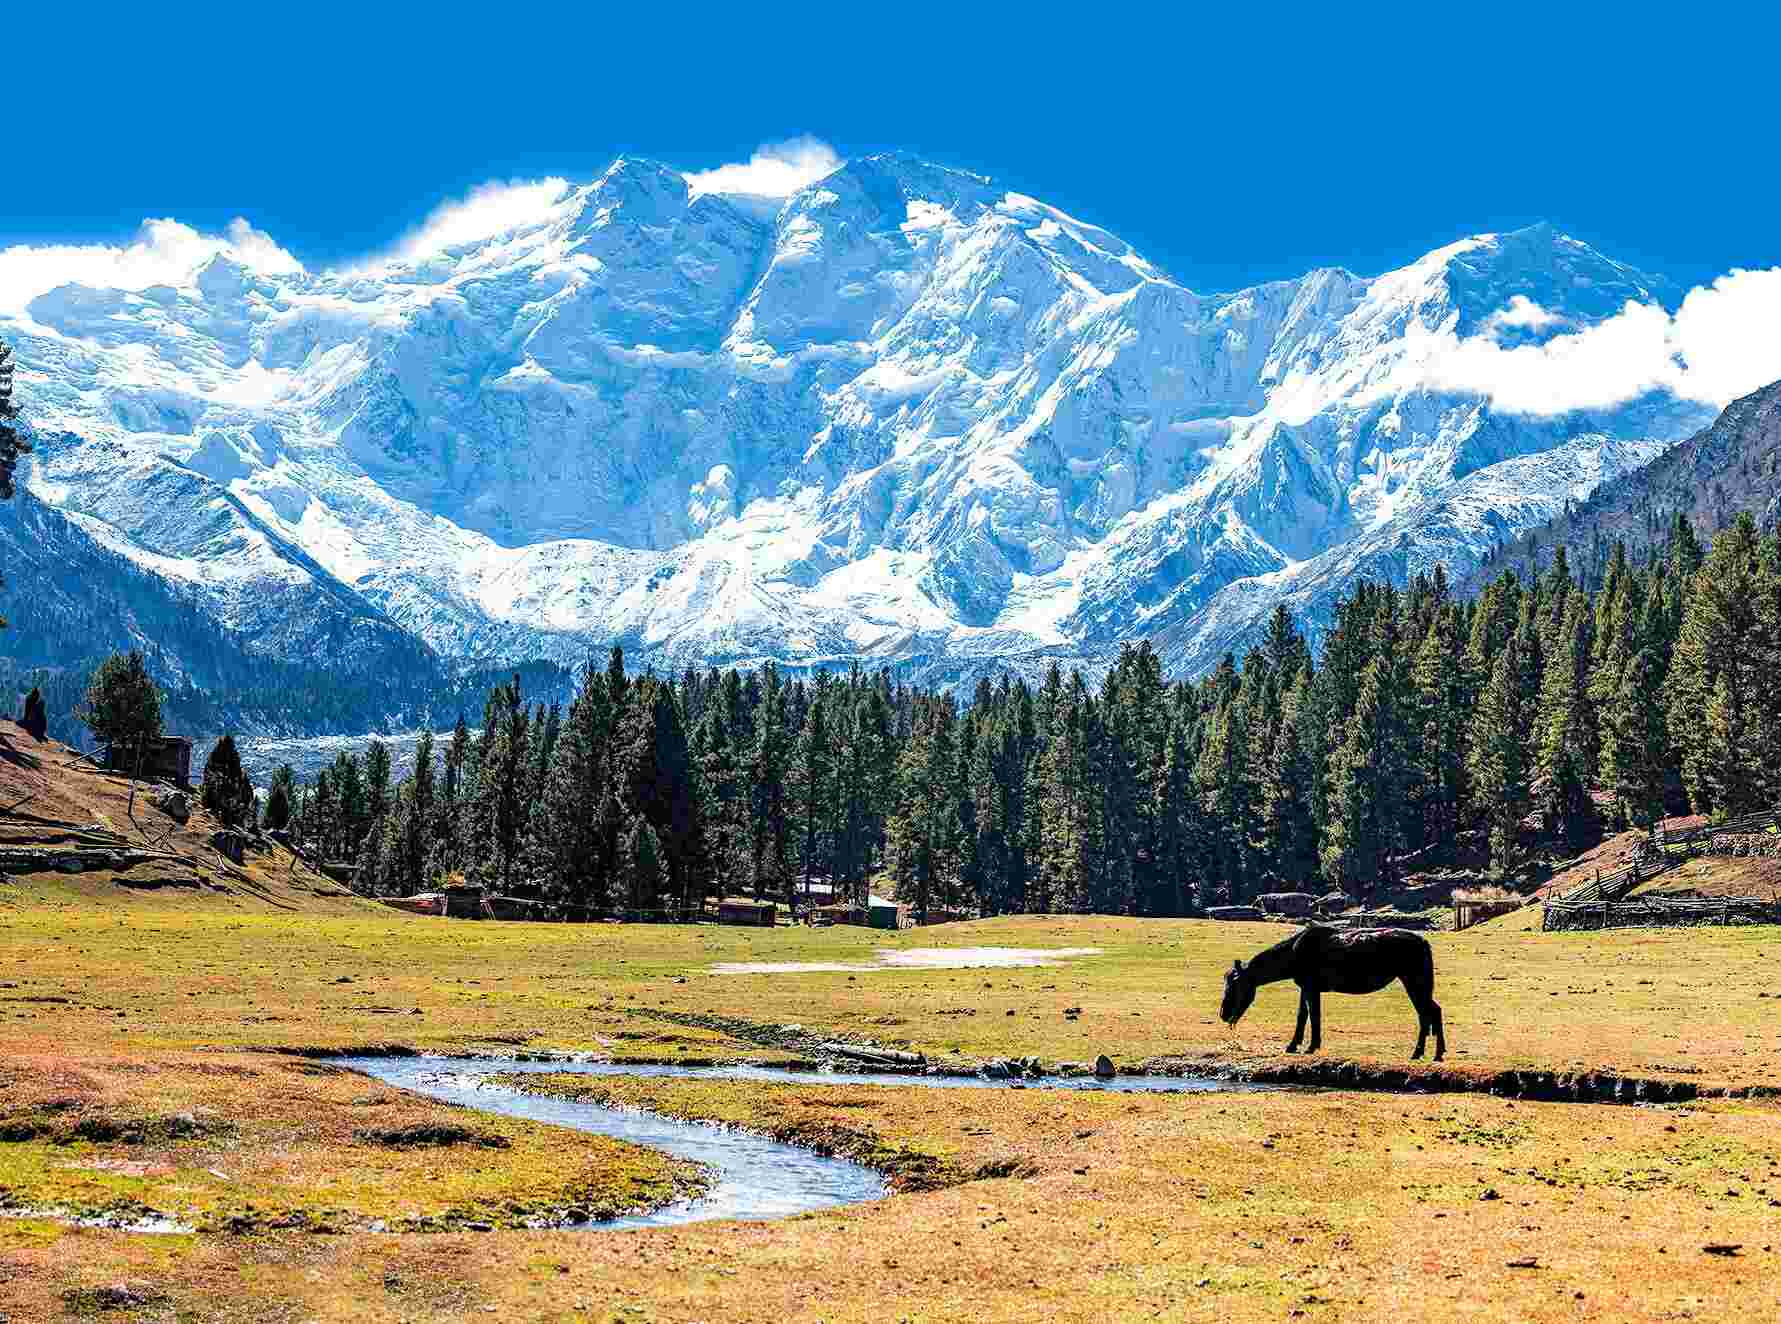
(1600, 644, 1670, 828)
(1195, 695, 1252, 903)
(77, 650, 164, 758)
(1669, 515, 1763, 812)
(0, 336, 30, 501)
(1261, 672, 1319, 889)
(1407, 613, 1468, 847)
(522, 664, 610, 910)
(330, 752, 367, 859)
(364, 740, 392, 835)
(610, 678, 700, 913)
(1467, 639, 1533, 877)
(200, 734, 256, 829)
(790, 689, 834, 906)
(746, 663, 790, 902)
(264, 763, 298, 832)
(616, 814, 667, 913)
(397, 732, 436, 895)
(469, 678, 530, 889)
(1321, 656, 1407, 894)
(695, 703, 744, 906)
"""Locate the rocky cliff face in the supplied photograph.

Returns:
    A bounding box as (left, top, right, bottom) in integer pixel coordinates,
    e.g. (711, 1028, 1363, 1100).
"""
(2, 153, 1722, 684)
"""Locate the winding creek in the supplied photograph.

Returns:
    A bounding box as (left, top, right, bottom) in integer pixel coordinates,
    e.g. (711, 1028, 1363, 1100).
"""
(343, 1056, 1257, 1229)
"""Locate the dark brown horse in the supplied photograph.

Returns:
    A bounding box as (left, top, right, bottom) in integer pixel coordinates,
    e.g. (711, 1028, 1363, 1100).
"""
(1219, 925, 1445, 1060)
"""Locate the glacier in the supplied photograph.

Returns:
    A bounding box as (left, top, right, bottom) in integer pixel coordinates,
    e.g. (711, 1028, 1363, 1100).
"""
(2, 152, 1718, 686)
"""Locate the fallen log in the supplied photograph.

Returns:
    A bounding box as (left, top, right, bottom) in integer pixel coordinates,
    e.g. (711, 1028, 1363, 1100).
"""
(819, 1042, 926, 1068)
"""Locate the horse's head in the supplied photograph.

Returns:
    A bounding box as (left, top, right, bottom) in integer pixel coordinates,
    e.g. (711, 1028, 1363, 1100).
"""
(1220, 958, 1256, 1025)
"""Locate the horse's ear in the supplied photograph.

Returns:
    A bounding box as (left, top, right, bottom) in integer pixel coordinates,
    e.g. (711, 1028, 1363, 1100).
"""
(1231, 958, 1244, 974)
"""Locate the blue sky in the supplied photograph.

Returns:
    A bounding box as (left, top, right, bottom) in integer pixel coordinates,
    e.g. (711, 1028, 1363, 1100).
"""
(7, 3, 1776, 292)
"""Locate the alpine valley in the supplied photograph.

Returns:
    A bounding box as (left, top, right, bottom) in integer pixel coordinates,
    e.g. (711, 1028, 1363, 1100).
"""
(0, 152, 1734, 731)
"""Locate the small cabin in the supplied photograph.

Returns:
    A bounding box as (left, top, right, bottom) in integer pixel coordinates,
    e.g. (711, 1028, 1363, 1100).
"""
(103, 736, 192, 788)
(717, 898, 776, 927)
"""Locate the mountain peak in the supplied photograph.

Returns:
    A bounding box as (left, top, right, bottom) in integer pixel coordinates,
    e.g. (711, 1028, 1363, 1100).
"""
(1440, 223, 1678, 336)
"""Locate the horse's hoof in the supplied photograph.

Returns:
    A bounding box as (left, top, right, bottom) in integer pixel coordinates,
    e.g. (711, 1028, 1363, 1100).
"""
(1284, 1045, 1299, 1055)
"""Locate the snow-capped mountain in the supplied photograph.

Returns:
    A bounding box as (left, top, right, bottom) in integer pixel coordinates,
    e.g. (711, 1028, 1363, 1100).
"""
(2, 153, 1730, 684)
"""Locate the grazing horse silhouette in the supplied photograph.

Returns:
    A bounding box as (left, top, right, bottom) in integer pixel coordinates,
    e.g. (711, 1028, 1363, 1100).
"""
(1219, 925, 1445, 1060)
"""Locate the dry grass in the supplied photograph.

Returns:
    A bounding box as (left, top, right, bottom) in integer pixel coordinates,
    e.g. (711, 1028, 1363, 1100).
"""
(6, 1079, 1779, 1323)
(7, 858, 1781, 1319)
(0, 1047, 703, 1237)
(7, 906, 1780, 1085)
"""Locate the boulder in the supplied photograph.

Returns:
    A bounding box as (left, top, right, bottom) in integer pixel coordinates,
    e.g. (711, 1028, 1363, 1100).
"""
(1256, 891, 1316, 917)
(1314, 892, 1351, 916)
(1093, 1054, 1116, 1079)
(152, 789, 191, 824)
(210, 831, 245, 865)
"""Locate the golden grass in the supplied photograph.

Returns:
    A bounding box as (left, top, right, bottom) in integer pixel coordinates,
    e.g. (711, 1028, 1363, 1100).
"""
(5, 907, 1780, 1084)
(6, 900, 1781, 1320)
(0, 1047, 703, 1238)
(6, 1080, 1779, 1323)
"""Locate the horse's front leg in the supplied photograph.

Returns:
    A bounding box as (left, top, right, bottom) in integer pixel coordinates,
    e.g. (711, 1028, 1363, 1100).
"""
(1306, 989, 1322, 1054)
(1286, 987, 1309, 1053)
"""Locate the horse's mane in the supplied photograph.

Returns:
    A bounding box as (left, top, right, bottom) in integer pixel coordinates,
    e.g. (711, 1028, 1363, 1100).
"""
(1242, 926, 1316, 982)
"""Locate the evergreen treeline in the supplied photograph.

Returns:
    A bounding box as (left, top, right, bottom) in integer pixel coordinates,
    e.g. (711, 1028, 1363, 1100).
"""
(288, 513, 1781, 917)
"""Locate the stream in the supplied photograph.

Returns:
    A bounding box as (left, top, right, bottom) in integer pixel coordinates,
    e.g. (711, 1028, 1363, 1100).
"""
(343, 1056, 1257, 1229)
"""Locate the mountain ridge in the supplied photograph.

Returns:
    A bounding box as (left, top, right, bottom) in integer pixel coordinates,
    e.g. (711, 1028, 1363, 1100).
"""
(1, 152, 1748, 692)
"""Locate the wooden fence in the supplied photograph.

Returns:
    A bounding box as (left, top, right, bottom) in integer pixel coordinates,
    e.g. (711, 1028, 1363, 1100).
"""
(1543, 806, 1780, 930)
(1543, 895, 1777, 931)
(1656, 809, 1780, 852)
(1551, 853, 1675, 907)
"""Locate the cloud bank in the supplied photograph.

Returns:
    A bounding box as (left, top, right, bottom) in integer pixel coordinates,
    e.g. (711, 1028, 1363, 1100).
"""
(0, 217, 302, 316)
(1413, 266, 1781, 416)
(388, 177, 573, 262)
(684, 136, 842, 199)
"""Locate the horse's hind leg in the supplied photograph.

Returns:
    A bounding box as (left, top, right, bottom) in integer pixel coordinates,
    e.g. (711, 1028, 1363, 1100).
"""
(1306, 989, 1322, 1054)
(1405, 972, 1444, 1062)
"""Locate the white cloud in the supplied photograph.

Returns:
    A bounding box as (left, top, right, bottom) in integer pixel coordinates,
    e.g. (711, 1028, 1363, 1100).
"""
(1486, 294, 1565, 334)
(0, 217, 303, 316)
(684, 137, 842, 200)
(224, 218, 304, 276)
(386, 177, 573, 263)
(1413, 268, 1781, 416)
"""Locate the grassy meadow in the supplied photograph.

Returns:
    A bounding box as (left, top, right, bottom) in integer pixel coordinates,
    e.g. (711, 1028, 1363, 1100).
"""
(4, 901, 1781, 1321)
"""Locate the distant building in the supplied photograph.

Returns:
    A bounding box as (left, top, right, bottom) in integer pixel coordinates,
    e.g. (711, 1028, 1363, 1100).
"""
(103, 736, 192, 788)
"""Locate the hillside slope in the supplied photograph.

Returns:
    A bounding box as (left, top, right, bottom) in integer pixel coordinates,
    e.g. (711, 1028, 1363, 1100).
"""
(0, 721, 373, 913)
(1465, 379, 1781, 588)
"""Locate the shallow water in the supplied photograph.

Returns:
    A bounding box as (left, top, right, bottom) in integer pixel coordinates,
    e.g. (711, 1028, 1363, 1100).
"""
(709, 945, 1103, 974)
(343, 1055, 1258, 1230)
